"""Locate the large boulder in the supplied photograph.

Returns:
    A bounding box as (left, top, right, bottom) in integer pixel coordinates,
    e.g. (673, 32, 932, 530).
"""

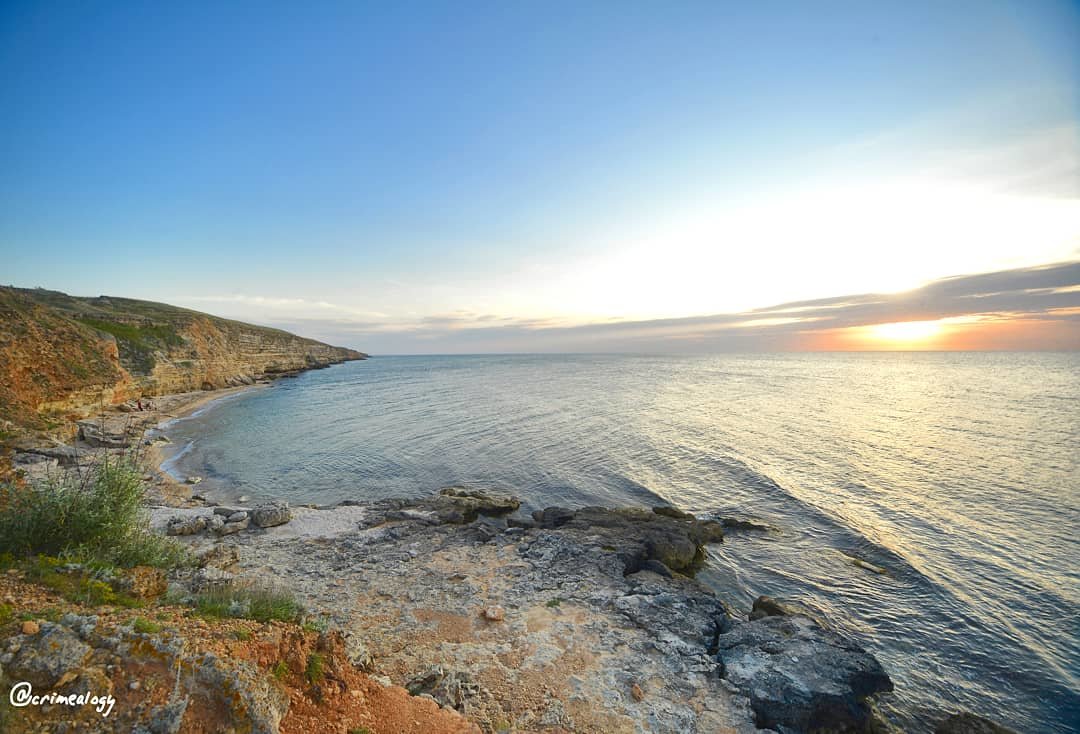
(747, 594, 814, 621)
(716, 614, 892, 732)
(76, 418, 134, 448)
(429, 487, 520, 523)
(166, 514, 207, 536)
(251, 501, 292, 528)
(22, 446, 83, 466)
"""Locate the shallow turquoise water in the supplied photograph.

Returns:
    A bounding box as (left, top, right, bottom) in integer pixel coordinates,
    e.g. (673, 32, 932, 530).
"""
(162, 353, 1079, 733)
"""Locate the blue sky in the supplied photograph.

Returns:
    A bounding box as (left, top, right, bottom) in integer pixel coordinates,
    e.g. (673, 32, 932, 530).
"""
(2, 1, 1078, 352)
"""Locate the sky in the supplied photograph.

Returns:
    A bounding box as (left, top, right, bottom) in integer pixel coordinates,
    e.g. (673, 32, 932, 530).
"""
(2, 1, 1078, 353)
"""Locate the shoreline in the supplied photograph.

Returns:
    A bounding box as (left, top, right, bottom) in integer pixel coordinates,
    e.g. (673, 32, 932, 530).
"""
(143, 383, 268, 502)
(11, 382, 268, 507)
(6, 370, 1021, 733)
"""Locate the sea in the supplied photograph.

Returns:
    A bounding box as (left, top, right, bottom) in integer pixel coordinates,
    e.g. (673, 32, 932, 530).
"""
(159, 353, 1079, 733)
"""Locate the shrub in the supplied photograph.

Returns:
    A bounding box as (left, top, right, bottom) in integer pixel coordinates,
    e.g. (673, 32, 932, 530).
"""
(0, 457, 189, 569)
(271, 660, 289, 680)
(305, 653, 325, 685)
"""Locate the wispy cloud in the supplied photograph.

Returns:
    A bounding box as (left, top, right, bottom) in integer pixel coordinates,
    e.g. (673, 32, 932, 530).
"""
(194, 262, 1080, 353)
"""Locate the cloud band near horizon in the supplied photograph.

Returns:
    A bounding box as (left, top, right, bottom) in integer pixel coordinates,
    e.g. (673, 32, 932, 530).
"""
(177, 261, 1080, 353)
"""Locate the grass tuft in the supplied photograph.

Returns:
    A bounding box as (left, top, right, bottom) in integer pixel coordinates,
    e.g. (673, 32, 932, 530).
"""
(132, 617, 162, 634)
(305, 652, 325, 685)
(193, 580, 304, 623)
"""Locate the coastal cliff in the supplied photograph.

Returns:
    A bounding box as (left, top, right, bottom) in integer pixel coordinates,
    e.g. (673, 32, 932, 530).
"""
(0, 286, 365, 443)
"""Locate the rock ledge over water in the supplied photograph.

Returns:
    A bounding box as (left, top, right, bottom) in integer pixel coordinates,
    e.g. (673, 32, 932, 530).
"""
(161, 488, 895, 733)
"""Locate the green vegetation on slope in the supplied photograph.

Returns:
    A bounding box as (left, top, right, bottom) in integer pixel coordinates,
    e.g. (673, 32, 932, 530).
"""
(75, 318, 185, 373)
(0, 456, 189, 569)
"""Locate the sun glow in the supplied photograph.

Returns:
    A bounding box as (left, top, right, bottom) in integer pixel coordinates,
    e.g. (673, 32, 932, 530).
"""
(868, 320, 944, 342)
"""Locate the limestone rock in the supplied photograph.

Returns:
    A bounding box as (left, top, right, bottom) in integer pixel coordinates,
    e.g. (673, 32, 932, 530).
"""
(6, 622, 92, 688)
(532, 505, 724, 573)
(197, 544, 241, 571)
(431, 486, 520, 522)
(481, 605, 505, 622)
(115, 565, 168, 600)
(77, 418, 134, 448)
(251, 501, 292, 528)
(653, 505, 695, 520)
(190, 653, 290, 734)
(716, 614, 893, 732)
(748, 594, 793, 621)
(343, 631, 374, 672)
(166, 514, 207, 536)
(215, 516, 249, 535)
(144, 699, 189, 734)
(24, 445, 83, 466)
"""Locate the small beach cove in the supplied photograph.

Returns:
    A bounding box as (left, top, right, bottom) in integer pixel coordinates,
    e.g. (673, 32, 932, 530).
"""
(148, 354, 1080, 734)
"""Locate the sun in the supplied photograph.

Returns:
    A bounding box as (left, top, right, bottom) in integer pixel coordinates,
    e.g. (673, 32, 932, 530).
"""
(868, 320, 944, 343)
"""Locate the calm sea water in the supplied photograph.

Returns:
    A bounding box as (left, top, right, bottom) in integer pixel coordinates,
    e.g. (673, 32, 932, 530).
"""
(161, 353, 1079, 733)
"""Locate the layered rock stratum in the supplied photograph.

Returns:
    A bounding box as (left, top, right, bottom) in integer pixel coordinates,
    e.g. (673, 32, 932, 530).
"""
(0, 286, 365, 444)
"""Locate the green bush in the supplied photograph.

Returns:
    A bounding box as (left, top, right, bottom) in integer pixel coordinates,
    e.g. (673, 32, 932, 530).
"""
(0, 458, 189, 569)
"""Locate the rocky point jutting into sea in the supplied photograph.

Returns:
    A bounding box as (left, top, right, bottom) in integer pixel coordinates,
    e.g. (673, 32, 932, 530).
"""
(0, 291, 1021, 733)
(151, 486, 908, 733)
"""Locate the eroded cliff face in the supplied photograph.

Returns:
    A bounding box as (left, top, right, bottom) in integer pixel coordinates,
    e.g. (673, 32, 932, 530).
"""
(137, 314, 365, 394)
(0, 287, 366, 443)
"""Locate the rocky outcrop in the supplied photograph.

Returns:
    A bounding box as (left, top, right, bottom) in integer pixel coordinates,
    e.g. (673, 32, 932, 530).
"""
(716, 614, 893, 732)
(0, 286, 365, 444)
(160, 489, 892, 733)
(252, 501, 293, 528)
(0, 613, 290, 733)
(0, 603, 478, 734)
(532, 504, 725, 573)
